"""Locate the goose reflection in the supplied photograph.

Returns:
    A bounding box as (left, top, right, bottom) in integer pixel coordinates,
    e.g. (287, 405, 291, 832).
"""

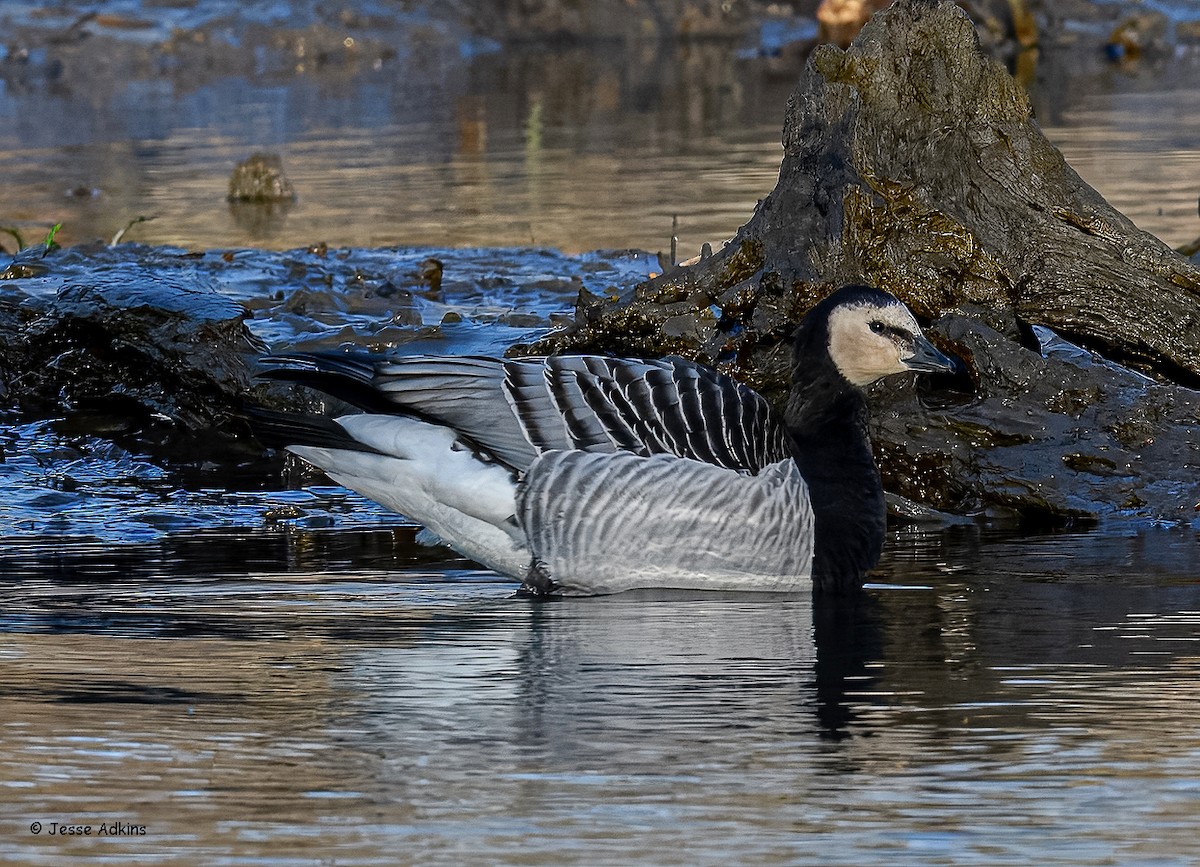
(514, 593, 827, 754)
(338, 589, 888, 772)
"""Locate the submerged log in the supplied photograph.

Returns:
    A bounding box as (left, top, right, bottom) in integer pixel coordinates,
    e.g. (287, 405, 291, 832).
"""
(519, 0, 1200, 524)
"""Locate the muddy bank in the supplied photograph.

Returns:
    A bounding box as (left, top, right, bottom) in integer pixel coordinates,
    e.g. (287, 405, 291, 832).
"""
(0, 242, 654, 481)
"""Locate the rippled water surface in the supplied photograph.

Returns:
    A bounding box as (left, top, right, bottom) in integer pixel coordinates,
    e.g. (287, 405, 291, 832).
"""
(4, 10, 1200, 254)
(2, 527, 1199, 865)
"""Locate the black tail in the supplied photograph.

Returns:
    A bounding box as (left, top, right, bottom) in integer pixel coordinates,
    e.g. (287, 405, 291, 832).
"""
(242, 405, 384, 454)
(259, 352, 396, 413)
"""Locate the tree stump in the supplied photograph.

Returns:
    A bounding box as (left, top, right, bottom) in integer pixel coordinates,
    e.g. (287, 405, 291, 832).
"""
(518, 0, 1200, 524)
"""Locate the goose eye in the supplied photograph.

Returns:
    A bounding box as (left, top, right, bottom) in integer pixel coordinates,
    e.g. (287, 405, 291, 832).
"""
(869, 320, 885, 334)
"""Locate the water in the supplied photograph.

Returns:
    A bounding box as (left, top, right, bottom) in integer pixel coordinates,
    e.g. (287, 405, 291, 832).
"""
(3, 5, 1200, 864)
(1, 527, 1199, 864)
(0, 14, 794, 258)
(4, 9, 1200, 256)
(1037, 64, 1200, 251)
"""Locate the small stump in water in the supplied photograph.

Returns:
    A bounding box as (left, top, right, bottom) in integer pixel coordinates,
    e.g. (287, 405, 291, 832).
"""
(227, 153, 296, 203)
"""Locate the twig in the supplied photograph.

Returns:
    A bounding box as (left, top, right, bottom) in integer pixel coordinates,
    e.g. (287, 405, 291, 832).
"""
(111, 215, 154, 246)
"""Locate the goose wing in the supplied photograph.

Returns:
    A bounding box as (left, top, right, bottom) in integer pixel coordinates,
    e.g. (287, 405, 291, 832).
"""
(507, 355, 789, 472)
(260, 353, 539, 469)
(260, 353, 789, 473)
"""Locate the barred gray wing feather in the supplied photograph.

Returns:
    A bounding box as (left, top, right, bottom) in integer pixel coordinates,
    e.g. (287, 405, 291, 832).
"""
(262, 352, 789, 474)
(518, 452, 814, 594)
(504, 356, 789, 472)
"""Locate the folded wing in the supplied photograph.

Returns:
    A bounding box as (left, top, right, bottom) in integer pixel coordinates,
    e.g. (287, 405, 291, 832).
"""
(261, 353, 790, 473)
(505, 355, 789, 472)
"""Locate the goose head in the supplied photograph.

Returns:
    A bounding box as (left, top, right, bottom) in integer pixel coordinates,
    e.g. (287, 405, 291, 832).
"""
(800, 285, 956, 387)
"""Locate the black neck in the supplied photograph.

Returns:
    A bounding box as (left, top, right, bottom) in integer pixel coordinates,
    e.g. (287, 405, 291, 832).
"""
(785, 354, 886, 594)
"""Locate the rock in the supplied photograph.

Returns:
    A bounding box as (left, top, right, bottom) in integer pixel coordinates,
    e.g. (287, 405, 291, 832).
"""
(226, 153, 298, 240)
(412, 257, 444, 298)
(520, 0, 1200, 525)
(0, 243, 661, 473)
(870, 316, 1200, 523)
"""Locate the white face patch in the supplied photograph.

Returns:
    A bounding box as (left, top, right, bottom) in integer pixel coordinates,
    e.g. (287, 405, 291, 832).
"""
(826, 302, 922, 387)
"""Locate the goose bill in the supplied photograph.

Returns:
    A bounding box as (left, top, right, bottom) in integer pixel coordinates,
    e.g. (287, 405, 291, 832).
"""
(902, 335, 956, 374)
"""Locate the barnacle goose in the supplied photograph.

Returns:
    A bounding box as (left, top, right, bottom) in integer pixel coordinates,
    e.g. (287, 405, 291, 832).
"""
(257, 284, 955, 595)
